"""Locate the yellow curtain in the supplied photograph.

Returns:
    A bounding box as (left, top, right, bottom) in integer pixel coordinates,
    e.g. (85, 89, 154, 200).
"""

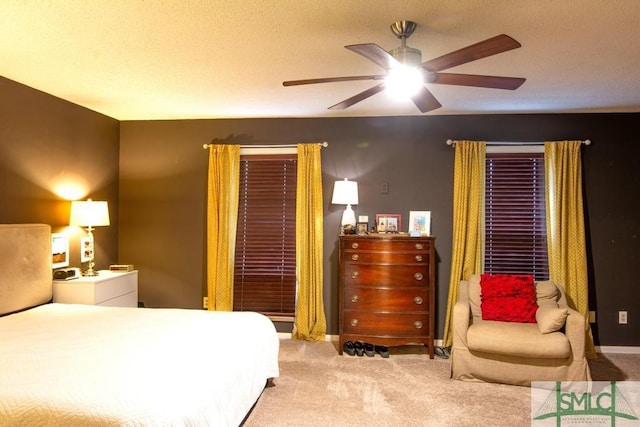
(443, 141, 486, 348)
(206, 144, 240, 311)
(292, 143, 326, 340)
(544, 141, 596, 358)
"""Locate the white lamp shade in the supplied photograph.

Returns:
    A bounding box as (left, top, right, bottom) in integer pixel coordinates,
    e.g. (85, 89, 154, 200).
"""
(70, 200, 110, 227)
(331, 179, 358, 205)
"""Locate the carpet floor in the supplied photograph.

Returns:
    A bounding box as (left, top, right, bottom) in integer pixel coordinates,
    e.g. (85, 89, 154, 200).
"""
(243, 339, 640, 427)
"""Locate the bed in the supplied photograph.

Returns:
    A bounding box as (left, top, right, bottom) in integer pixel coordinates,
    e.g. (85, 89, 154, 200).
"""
(0, 224, 279, 426)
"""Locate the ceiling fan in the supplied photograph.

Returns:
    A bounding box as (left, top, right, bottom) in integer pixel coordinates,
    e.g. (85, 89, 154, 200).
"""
(283, 21, 526, 113)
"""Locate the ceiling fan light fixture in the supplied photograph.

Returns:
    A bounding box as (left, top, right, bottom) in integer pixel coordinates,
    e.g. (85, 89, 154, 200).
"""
(389, 46, 422, 67)
(385, 65, 424, 98)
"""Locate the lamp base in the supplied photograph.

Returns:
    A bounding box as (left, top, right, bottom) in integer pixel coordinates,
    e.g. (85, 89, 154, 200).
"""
(83, 253, 99, 277)
(340, 224, 356, 235)
(82, 227, 99, 276)
(82, 270, 99, 277)
(341, 204, 356, 228)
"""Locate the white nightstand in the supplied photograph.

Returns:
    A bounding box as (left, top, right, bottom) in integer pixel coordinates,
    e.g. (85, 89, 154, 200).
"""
(53, 270, 138, 307)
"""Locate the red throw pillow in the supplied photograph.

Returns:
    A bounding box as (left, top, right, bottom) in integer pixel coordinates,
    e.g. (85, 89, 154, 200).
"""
(480, 273, 537, 323)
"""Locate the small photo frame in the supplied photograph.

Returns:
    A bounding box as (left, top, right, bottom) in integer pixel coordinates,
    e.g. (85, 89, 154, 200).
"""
(375, 214, 401, 233)
(409, 211, 431, 236)
(81, 236, 94, 263)
(356, 222, 368, 235)
(51, 233, 69, 268)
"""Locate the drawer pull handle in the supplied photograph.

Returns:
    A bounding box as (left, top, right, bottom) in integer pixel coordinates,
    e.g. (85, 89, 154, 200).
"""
(351, 242, 359, 249)
(413, 321, 423, 329)
(351, 271, 359, 279)
(351, 254, 359, 261)
(415, 243, 424, 250)
(351, 295, 359, 303)
(414, 296, 423, 305)
(350, 319, 359, 327)
(415, 255, 423, 262)
(414, 272, 424, 281)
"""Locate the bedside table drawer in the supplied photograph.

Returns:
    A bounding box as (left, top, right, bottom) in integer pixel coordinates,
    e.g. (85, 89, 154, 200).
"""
(94, 273, 137, 303)
(97, 291, 138, 307)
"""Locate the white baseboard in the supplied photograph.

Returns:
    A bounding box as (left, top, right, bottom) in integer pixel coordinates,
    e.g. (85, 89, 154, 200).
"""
(276, 333, 338, 341)
(596, 345, 640, 354)
(279, 334, 640, 354)
(325, 334, 338, 342)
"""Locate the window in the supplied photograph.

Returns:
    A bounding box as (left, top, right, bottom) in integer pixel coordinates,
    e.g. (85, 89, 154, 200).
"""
(233, 154, 297, 318)
(484, 152, 549, 280)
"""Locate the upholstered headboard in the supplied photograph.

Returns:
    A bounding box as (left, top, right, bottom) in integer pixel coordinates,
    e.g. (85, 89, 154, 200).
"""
(0, 224, 53, 315)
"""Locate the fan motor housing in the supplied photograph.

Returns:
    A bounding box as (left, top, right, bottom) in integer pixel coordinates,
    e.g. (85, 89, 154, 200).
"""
(390, 46, 422, 67)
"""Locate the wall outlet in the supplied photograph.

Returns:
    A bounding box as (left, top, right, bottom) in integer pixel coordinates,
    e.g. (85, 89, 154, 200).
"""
(381, 182, 389, 194)
(203, 296, 208, 309)
(589, 311, 596, 323)
(619, 310, 628, 324)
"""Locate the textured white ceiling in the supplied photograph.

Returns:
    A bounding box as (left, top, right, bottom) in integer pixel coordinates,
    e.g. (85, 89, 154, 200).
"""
(2, 0, 640, 120)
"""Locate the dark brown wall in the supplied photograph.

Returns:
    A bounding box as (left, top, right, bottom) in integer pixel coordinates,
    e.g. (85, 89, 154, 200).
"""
(119, 114, 640, 346)
(0, 76, 120, 269)
(1, 75, 637, 346)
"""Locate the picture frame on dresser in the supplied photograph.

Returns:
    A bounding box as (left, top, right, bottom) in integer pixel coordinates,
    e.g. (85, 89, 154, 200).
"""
(51, 233, 69, 269)
(356, 222, 368, 235)
(375, 214, 401, 233)
(408, 211, 431, 236)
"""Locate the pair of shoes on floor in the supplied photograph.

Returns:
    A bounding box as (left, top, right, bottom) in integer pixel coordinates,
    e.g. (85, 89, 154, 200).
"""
(434, 346, 451, 359)
(343, 341, 387, 357)
(343, 340, 356, 356)
(354, 341, 366, 356)
(364, 342, 374, 357)
(375, 345, 389, 358)
(348, 341, 369, 357)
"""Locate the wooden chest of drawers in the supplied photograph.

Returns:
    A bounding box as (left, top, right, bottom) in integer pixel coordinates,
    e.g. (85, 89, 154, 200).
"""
(339, 234, 435, 358)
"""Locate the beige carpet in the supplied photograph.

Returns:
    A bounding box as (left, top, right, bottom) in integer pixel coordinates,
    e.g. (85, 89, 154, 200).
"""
(243, 339, 640, 427)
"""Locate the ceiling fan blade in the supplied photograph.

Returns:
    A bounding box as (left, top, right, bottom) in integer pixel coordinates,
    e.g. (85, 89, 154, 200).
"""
(345, 43, 400, 70)
(422, 34, 522, 72)
(283, 75, 384, 86)
(411, 86, 442, 113)
(432, 73, 526, 90)
(328, 83, 386, 110)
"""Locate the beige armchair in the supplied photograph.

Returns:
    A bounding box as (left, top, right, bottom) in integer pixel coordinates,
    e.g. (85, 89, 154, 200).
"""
(451, 274, 592, 387)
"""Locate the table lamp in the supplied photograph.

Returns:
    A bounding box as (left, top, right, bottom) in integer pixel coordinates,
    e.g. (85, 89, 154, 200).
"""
(331, 178, 358, 231)
(70, 199, 110, 276)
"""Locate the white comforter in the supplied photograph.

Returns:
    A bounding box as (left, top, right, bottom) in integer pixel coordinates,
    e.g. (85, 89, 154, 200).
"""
(0, 303, 279, 426)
